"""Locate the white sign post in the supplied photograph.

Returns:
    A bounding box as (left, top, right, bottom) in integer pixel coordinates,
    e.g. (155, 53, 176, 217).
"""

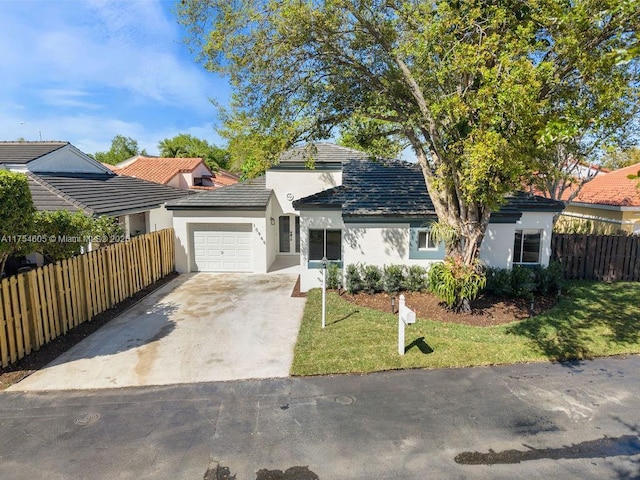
(321, 256, 327, 329)
(398, 294, 416, 355)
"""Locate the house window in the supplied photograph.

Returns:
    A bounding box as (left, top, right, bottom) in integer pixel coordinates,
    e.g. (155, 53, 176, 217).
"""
(409, 222, 445, 260)
(309, 229, 342, 261)
(513, 229, 542, 264)
(193, 177, 204, 186)
(417, 230, 437, 250)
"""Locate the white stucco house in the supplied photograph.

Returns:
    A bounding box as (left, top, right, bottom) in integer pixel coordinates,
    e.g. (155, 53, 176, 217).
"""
(166, 144, 564, 292)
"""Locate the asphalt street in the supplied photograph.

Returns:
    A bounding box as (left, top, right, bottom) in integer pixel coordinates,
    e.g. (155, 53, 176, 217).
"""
(1, 356, 639, 479)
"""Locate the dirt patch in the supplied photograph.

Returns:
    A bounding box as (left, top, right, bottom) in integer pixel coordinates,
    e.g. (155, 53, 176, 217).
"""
(0, 272, 179, 390)
(341, 290, 558, 327)
(290, 275, 306, 298)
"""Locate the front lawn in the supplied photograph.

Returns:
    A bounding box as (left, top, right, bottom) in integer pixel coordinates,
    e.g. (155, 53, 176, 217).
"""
(290, 281, 640, 376)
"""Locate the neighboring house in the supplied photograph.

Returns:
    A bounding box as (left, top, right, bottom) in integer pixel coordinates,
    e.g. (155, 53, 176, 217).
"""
(528, 161, 608, 202)
(0, 141, 192, 237)
(107, 156, 239, 190)
(560, 162, 640, 234)
(166, 143, 564, 292)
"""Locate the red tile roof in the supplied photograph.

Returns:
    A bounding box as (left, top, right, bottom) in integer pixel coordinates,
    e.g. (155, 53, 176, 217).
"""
(113, 157, 208, 185)
(571, 162, 640, 207)
(102, 163, 121, 173)
(211, 169, 240, 187)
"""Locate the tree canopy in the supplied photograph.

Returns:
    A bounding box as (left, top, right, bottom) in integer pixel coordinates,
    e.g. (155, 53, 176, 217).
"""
(33, 212, 124, 263)
(601, 146, 640, 171)
(157, 133, 230, 171)
(93, 135, 147, 165)
(0, 171, 35, 275)
(179, 0, 640, 264)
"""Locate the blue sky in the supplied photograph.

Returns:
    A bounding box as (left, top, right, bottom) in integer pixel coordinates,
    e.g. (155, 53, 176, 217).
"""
(1, 0, 231, 156)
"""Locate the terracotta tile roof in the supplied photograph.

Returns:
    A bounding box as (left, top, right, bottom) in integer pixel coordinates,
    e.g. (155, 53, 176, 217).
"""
(211, 169, 240, 187)
(102, 163, 122, 173)
(571, 162, 640, 207)
(114, 157, 208, 185)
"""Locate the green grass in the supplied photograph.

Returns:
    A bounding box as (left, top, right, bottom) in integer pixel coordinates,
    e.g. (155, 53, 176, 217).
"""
(290, 281, 640, 376)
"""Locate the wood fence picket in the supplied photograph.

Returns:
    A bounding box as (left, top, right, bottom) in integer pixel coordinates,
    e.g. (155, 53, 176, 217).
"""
(552, 234, 640, 282)
(0, 228, 175, 368)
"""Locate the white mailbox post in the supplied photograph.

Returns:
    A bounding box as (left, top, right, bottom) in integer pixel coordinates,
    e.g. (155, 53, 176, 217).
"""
(398, 294, 416, 355)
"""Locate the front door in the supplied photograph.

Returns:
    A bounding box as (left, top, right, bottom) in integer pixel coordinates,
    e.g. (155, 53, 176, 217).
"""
(279, 215, 300, 254)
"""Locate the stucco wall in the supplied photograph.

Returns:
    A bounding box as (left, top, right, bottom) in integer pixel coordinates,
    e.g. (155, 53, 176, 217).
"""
(28, 146, 109, 174)
(147, 206, 173, 232)
(479, 224, 514, 268)
(299, 210, 344, 291)
(481, 212, 555, 268)
(129, 212, 147, 236)
(298, 211, 557, 292)
(171, 209, 268, 273)
(266, 169, 342, 214)
(561, 204, 640, 234)
(265, 197, 282, 269)
(299, 215, 442, 292)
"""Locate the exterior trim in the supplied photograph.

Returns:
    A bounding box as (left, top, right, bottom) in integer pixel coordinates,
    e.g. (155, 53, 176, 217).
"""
(343, 214, 437, 224)
(308, 260, 343, 269)
(167, 205, 267, 211)
(568, 202, 640, 212)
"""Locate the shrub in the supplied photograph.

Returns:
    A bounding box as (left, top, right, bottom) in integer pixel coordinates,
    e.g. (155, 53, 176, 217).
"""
(405, 265, 429, 292)
(326, 262, 342, 290)
(531, 261, 565, 295)
(484, 267, 513, 297)
(361, 264, 383, 294)
(345, 263, 363, 294)
(510, 265, 536, 300)
(428, 257, 486, 312)
(383, 265, 405, 294)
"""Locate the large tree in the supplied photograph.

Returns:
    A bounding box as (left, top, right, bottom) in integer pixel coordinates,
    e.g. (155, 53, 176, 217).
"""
(93, 135, 147, 165)
(158, 133, 230, 171)
(178, 0, 639, 265)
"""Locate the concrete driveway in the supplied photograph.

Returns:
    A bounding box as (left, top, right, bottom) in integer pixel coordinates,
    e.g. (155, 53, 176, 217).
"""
(9, 273, 306, 391)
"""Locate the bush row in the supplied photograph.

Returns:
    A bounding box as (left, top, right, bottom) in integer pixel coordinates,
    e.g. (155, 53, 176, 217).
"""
(326, 261, 564, 300)
(484, 262, 564, 299)
(326, 263, 429, 294)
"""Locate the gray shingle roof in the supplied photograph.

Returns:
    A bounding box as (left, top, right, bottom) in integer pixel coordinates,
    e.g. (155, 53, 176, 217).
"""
(277, 143, 371, 164)
(0, 142, 68, 164)
(294, 159, 564, 219)
(166, 176, 272, 210)
(31, 173, 193, 216)
(27, 174, 82, 213)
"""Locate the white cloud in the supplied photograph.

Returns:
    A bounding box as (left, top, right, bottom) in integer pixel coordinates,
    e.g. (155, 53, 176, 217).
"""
(0, 0, 230, 136)
(0, 0, 231, 164)
(39, 89, 100, 109)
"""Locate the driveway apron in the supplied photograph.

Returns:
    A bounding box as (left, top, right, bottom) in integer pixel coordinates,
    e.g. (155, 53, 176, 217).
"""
(9, 273, 305, 391)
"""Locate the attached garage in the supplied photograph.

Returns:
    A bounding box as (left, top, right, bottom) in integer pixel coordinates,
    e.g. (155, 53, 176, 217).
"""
(167, 176, 279, 274)
(191, 223, 253, 272)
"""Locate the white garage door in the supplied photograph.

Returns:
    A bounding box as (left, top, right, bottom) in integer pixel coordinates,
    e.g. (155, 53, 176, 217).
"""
(191, 223, 253, 272)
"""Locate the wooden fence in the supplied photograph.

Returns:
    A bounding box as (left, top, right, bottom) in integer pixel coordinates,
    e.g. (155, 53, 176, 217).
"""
(0, 228, 175, 368)
(552, 233, 640, 282)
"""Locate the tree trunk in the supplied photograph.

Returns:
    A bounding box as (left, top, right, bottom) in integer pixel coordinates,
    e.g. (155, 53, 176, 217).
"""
(416, 154, 491, 267)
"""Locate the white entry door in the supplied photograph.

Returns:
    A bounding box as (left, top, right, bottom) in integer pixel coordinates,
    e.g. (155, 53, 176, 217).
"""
(191, 224, 253, 272)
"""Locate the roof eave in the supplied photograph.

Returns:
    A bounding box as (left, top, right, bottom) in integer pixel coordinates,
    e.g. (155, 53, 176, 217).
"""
(166, 204, 268, 211)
